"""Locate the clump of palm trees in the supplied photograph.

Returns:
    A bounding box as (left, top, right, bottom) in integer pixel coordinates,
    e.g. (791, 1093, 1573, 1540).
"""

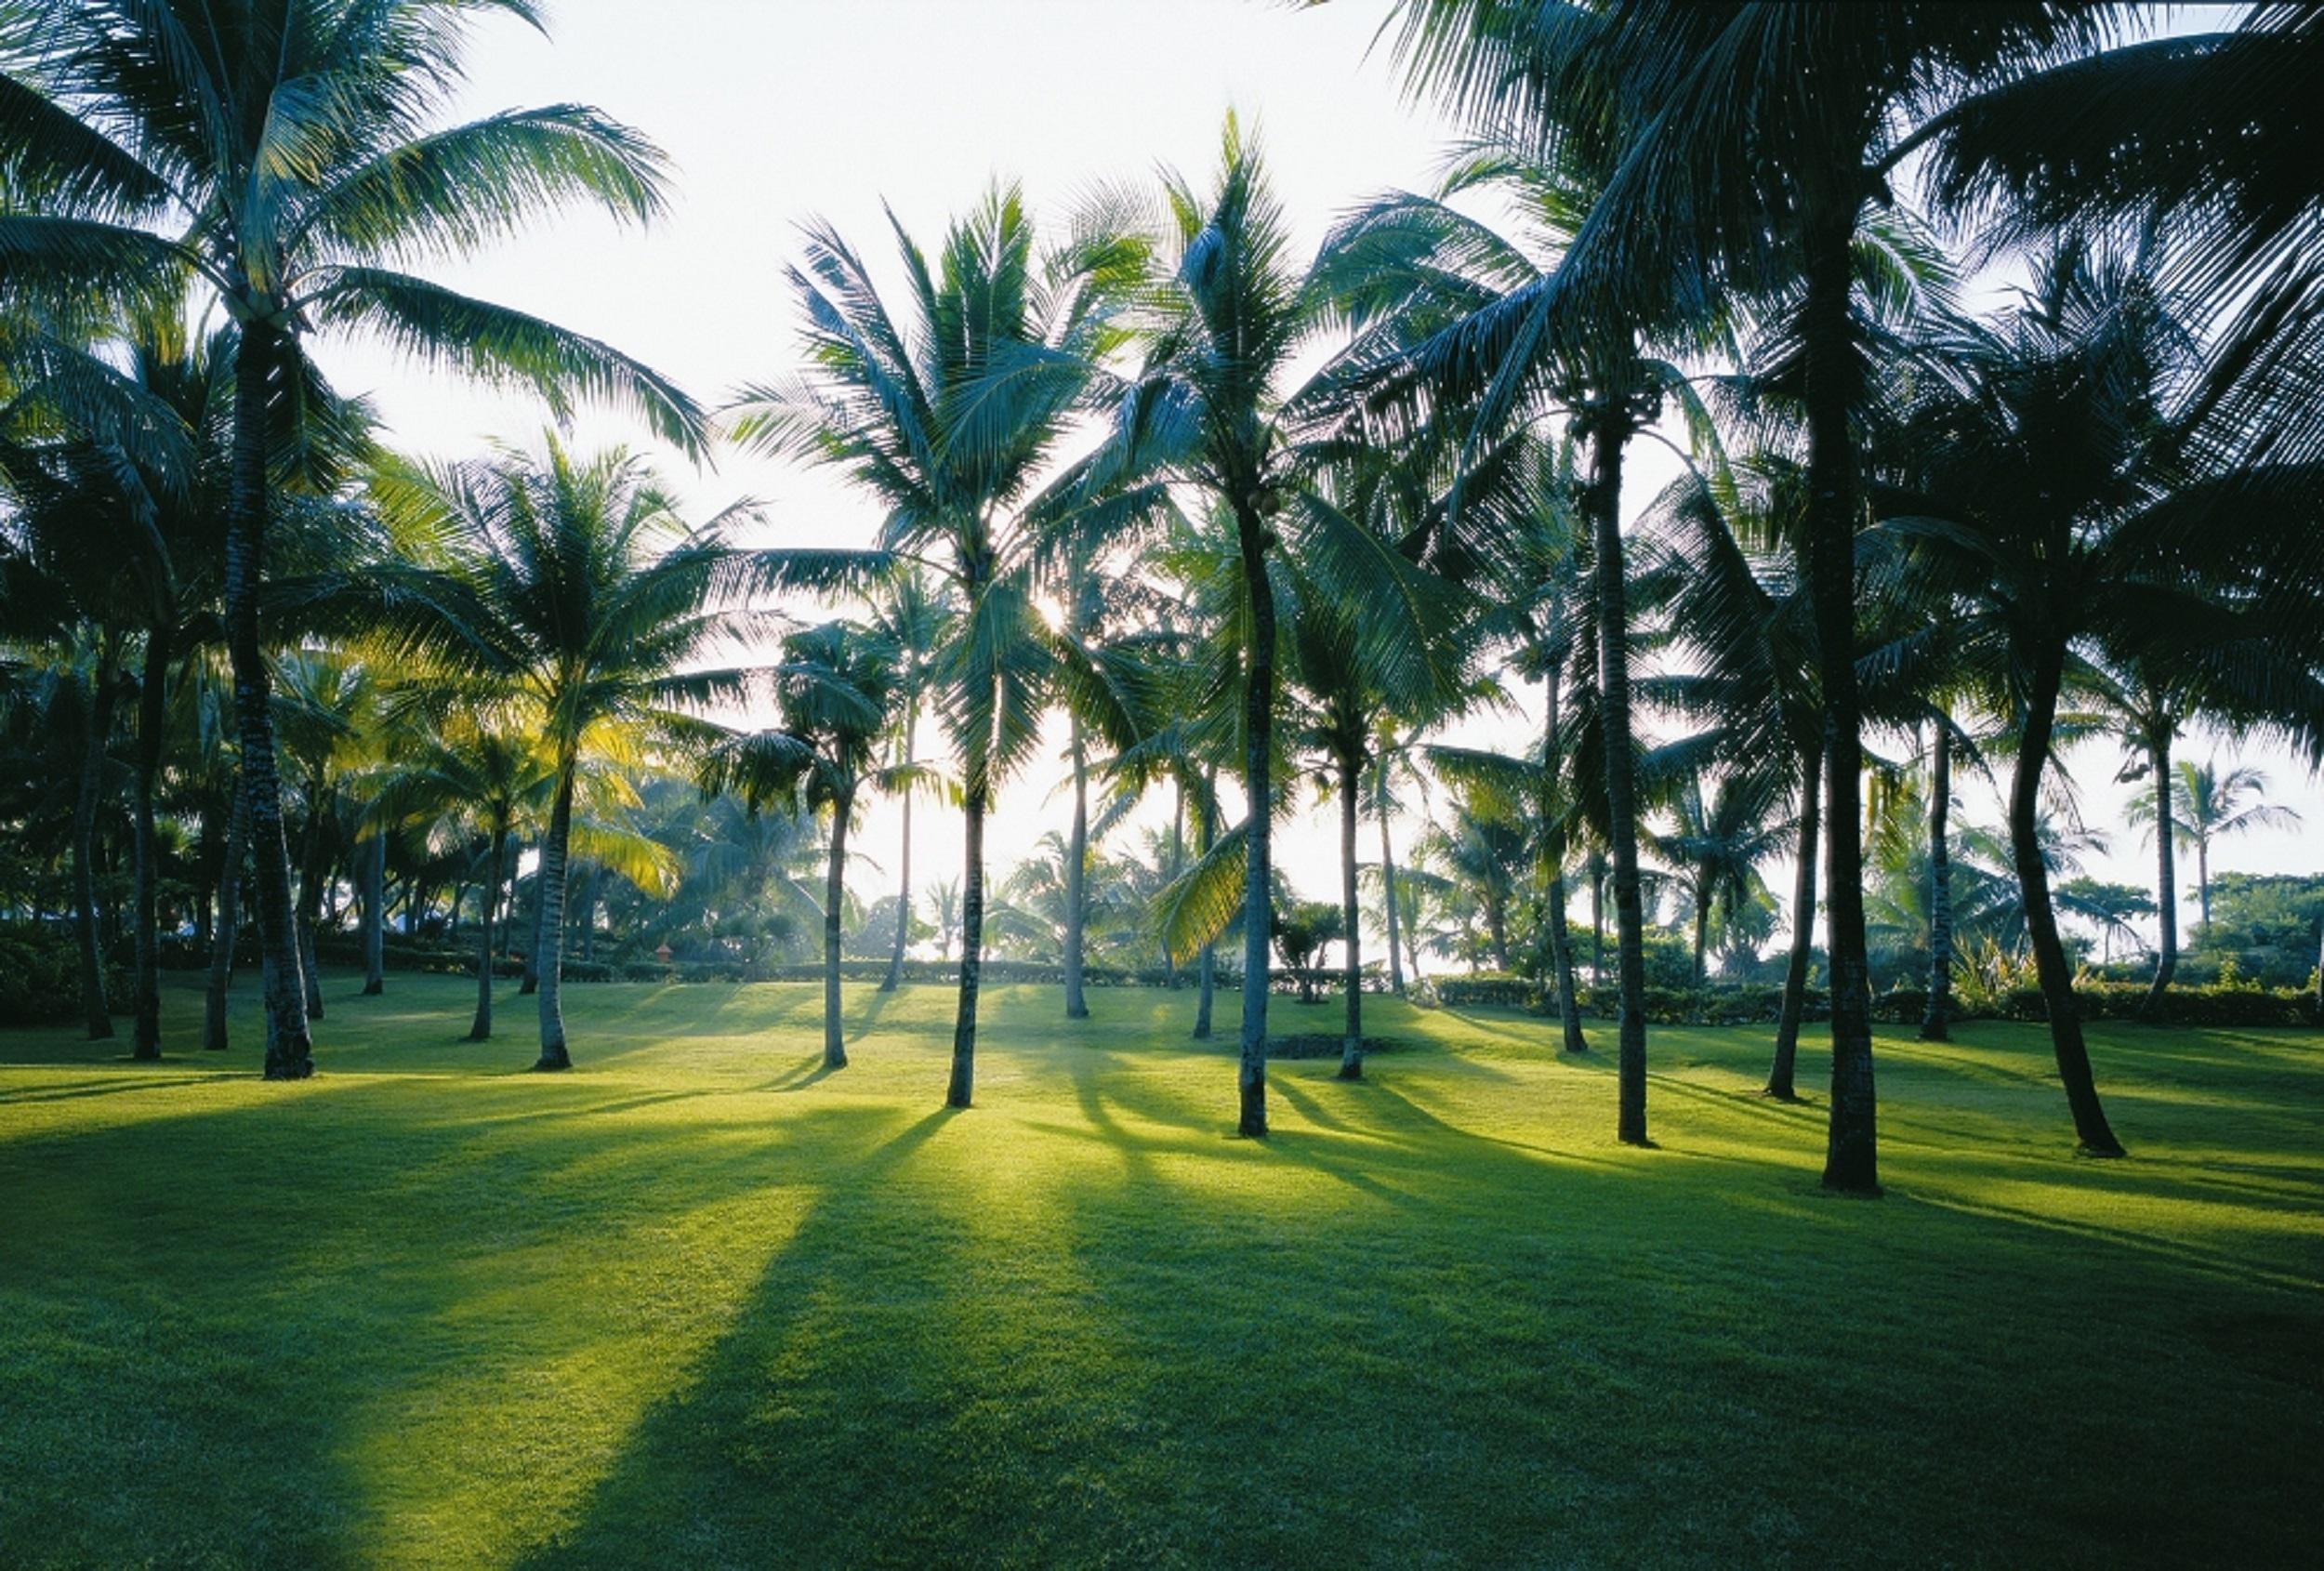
(7, 1, 2324, 1192)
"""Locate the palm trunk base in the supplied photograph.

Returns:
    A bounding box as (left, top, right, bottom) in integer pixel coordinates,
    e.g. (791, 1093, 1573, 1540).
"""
(1237, 1072, 1267, 1137)
(532, 1044, 571, 1072)
(1336, 1042, 1363, 1081)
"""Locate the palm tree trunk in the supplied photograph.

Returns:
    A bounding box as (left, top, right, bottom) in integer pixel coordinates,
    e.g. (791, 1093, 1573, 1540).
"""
(2012, 638, 2125, 1156)
(2140, 731, 2177, 1017)
(1922, 719, 1956, 1040)
(1377, 770, 1406, 997)
(823, 784, 853, 1070)
(360, 831, 386, 996)
(468, 827, 505, 1042)
(520, 853, 543, 995)
(1590, 855, 1605, 984)
(226, 323, 312, 1080)
(1539, 664, 1585, 1053)
(1587, 403, 1650, 1147)
(1768, 738, 1821, 1097)
(295, 773, 327, 1021)
(880, 706, 918, 992)
(73, 638, 120, 1041)
(204, 779, 247, 1052)
(1235, 500, 1275, 1138)
(945, 782, 988, 1107)
(1063, 716, 1090, 1020)
(534, 770, 576, 1071)
(1803, 214, 1878, 1194)
(2197, 840, 2212, 941)
(1194, 771, 1217, 1040)
(1337, 749, 1365, 1080)
(1691, 882, 1710, 989)
(131, 626, 171, 1058)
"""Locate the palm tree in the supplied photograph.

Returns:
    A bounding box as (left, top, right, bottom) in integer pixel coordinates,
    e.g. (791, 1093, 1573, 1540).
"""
(366, 437, 759, 1070)
(705, 619, 901, 1070)
(865, 569, 952, 993)
(2132, 759, 2304, 944)
(8, 0, 704, 1077)
(726, 184, 1148, 1110)
(1281, 463, 1472, 1077)
(1872, 243, 2324, 1155)
(1649, 769, 1790, 989)
(1110, 115, 1502, 1131)
(1312, 121, 1726, 1150)
(1383, 0, 2153, 1190)
(2081, 659, 2190, 1014)
(366, 716, 553, 1041)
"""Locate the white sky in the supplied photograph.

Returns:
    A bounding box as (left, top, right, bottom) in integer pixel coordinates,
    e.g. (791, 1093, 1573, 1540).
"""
(312, 0, 2319, 967)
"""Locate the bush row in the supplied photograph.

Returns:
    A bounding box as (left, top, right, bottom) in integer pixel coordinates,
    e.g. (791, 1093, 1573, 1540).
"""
(0, 925, 131, 1025)
(1427, 971, 2318, 1028)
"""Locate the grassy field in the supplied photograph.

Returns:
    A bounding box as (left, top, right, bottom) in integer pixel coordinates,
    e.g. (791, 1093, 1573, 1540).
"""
(1, 972, 2317, 1569)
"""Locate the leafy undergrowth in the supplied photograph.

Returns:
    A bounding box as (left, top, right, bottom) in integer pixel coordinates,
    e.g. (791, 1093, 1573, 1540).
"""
(2, 974, 2317, 1567)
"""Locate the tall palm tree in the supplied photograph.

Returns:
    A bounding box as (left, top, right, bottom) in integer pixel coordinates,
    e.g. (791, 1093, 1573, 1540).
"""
(8, 0, 704, 1077)
(1283, 521, 1467, 1078)
(705, 618, 901, 1070)
(1108, 115, 1476, 1133)
(365, 437, 759, 1069)
(1872, 243, 2324, 1155)
(865, 569, 952, 993)
(1312, 121, 1723, 1150)
(1382, 0, 2146, 1190)
(2131, 759, 2304, 943)
(727, 184, 1148, 1109)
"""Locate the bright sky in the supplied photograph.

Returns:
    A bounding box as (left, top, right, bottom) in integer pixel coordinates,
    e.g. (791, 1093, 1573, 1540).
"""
(311, 0, 2319, 968)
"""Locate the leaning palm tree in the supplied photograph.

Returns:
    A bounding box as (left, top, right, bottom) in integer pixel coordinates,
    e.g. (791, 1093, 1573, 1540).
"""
(726, 184, 1149, 1109)
(1871, 242, 2324, 1155)
(363, 436, 760, 1069)
(2131, 759, 2304, 944)
(703, 618, 903, 1071)
(7, 0, 704, 1076)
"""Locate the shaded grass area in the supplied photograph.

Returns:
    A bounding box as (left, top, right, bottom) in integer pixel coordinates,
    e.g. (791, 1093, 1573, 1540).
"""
(2, 973, 2318, 1567)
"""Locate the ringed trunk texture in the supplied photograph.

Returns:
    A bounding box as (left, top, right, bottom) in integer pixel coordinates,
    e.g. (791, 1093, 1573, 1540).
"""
(131, 627, 171, 1058)
(1538, 667, 1585, 1052)
(1588, 408, 1650, 1146)
(73, 640, 119, 1041)
(226, 324, 311, 1079)
(533, 772, 575, 1071)
(361, 831, 386, 996)
(1338, 751, 1364, 1080)
(295, 774, 328, 1021)
(880, 706, 917, 992)
(1194, 772, 1217, 1041)
(2013, 640, 2126, 1156)
(823, 785, 853, 1070)
(1063, 719, 1089, 1020)
(1922, 719, 1956, 1040)
(203, 779, 248, 1052)
(1235, 501, 1275, 1137)
(520, 858, 544, 996)
(467, 828, 505, 1042)
(1803, 216, 1878, 1194)
(1377, 772, 1405, 996)
(945, 784, 988, 1108)
(2140, 732, 2177, 1017)
(1768, 737, 1821, 1097)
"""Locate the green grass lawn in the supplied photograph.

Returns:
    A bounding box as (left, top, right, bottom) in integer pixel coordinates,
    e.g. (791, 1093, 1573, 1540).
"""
(2, 972, 2318, 1568)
